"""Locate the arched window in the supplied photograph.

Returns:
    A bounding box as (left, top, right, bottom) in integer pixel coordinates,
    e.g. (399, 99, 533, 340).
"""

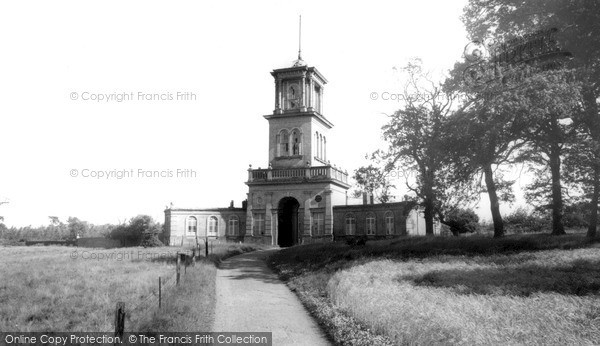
(319, 134, 323, 159)
(291, 130, 301, 155)
(366, 212, 376, 235)
(385, 211, 394, 235)
(208, 216, 218, 237)
(345, 214, 356, 235)
(187, 216, 197, 234)
(228, 216, 239, 236)
(323, 136, 327, 161)
(279, 130, 289, 156)
(315, 132, 319, 159)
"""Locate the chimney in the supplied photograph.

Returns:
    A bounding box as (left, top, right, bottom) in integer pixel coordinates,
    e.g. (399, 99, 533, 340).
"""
(242, 199, 248, 210)
(370, 194, 374, 205)
(362, 192, 368, 205)
(229, 200, 234, 208)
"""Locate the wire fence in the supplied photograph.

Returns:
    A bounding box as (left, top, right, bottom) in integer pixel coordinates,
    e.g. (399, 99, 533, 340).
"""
(114, 249, 198, 333)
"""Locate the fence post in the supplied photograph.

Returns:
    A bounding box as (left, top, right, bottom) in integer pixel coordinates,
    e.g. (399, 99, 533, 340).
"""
(158, 277, 162, 309)
(176, 253, 181, 285)
(114, 302, 125, 339)
(204, 239, 208, 257)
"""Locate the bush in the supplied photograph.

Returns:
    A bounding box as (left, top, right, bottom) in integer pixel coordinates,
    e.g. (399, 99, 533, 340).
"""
(109, 215, 162, 246)
(444, 208, 480, 236)
(563, 202, 590, 229)
(141, 231, 164, 247)
(346, 235, 368, 246)
(504, 207, 549, 233)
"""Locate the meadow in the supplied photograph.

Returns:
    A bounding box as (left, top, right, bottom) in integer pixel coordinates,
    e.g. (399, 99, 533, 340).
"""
(0, 243, 263, 332)
(269, 233, 600, 345)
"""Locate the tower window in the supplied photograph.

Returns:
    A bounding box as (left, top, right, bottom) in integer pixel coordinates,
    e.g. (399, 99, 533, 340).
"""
(292, 130, 301, 155)
(279, 130, 289, 156)
(313, 84, 321, 113)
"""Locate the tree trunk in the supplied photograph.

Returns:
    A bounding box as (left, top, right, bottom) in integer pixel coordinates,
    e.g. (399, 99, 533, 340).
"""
(587, 169, 599, 238)
(483, 163, 504, 238)
(424, 199, 434, 236)
(549, 145, 566, 235)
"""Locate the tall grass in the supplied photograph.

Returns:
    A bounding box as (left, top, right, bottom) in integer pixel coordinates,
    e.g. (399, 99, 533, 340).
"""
(269, 234, 600, 345)
(0, 246, 177, 331)
(0, 243, 266, 332)
(328, 250, 600, 345)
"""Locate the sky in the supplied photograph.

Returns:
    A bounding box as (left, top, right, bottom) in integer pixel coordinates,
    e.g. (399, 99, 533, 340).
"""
(0, 0, 529, 228)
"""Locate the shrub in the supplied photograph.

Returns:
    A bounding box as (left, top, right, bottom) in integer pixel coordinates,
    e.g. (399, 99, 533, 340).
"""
(346, 235, 368, 246)
(504, 207, 549, 233)
(109, 215, 162, 246)
(141, 231, 164, 247)
(444, 208, 480, 236)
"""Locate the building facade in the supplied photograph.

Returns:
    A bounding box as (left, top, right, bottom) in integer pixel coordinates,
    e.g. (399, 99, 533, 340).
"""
(164, 56, 424, 247)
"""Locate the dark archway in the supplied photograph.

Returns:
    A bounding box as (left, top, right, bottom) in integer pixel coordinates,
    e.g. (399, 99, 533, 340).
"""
(278, 197, 300, 247)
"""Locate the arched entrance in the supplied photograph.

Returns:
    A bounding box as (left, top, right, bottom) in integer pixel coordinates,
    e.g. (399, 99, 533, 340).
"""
(278, 197, 300, 247)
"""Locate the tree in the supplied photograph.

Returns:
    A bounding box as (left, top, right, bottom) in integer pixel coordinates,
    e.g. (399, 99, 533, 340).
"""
(444, 208, 480, 236)
(110, 215, 162, 246)
(462, 0, 600, 235)
(381, 59, 456, 235)
(443, 59, 527, 238)
(352, 156, 395, 203)
(511, 70, 582, 235)
(67, 217, 88, 240)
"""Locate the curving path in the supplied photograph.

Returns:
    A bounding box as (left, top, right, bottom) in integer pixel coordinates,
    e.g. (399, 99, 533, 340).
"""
(212, 250, 331, 346)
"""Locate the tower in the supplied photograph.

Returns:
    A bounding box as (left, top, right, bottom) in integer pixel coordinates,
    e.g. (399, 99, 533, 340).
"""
(245, 51, 350, 247)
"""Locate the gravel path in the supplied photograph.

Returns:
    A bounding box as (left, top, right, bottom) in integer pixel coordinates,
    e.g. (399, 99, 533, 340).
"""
(212, 250, 331, 346)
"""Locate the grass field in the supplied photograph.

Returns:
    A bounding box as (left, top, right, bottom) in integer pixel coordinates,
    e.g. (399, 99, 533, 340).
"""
(0, 243, 263, 332)
(269, 233, 600, 345)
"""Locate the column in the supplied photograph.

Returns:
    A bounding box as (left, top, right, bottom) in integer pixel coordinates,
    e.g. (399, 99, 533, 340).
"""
(300, 74, 307, 111)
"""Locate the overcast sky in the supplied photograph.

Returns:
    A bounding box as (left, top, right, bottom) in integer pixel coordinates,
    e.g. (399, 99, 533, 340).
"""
(0, 0, 531, 227)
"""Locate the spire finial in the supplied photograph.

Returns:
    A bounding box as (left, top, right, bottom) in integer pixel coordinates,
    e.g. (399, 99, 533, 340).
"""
(292, 15, 306, 67)
(298, 15, 302, 60)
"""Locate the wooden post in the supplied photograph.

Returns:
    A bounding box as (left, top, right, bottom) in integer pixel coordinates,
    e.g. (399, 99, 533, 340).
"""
(114, 302, 125, 338)
(176, 253, 181, 286)
(204, 238, 208, 257)
(158, 277, 162, 308)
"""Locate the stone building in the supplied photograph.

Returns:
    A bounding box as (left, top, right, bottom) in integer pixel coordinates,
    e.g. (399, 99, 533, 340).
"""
(164, 55, 421, 247)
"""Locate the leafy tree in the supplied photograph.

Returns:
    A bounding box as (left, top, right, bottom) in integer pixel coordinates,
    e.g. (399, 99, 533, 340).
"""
(462, 0, 600, 235)
(512, 70, 582, 234)
(352, 158, 395, 203)
(67, 217, 88, 240)
(443, 59, 528, 238)
(444, 208, 480, 236)
(110, 215, 162, 246)
(381, 59, 459, 235)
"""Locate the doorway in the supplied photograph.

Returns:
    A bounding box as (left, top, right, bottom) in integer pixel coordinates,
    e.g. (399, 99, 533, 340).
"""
(277, 197, 300, 247)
